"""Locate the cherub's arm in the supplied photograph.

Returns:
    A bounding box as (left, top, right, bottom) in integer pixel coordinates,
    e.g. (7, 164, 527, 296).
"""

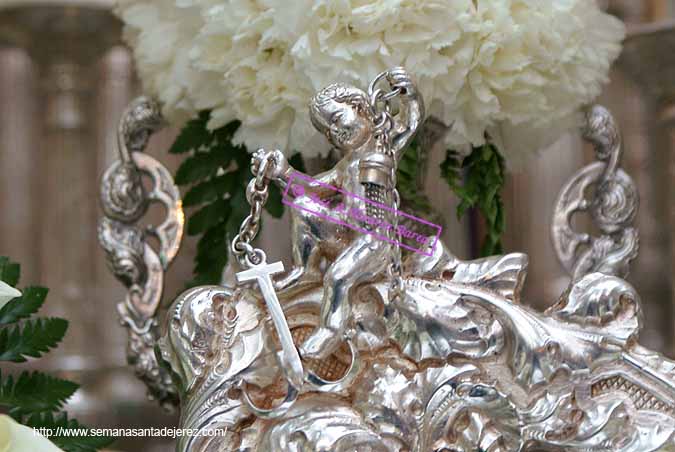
(251, 149, 340, 197)
(388, 69, 425, 162)
(279, 165, 340, 198)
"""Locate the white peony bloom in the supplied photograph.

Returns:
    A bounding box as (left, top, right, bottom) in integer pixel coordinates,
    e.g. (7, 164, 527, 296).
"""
(0, 415, 64, 452)
(116, 0, 624, 164)
(0, 280, 20, 310)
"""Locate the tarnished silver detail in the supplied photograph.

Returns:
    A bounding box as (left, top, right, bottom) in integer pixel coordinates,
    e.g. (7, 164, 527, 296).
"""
(552, 105, 639, 280)
(102, 85, 675, 450)
(236, 260, 303, 419)
(98, 96, 184, 408)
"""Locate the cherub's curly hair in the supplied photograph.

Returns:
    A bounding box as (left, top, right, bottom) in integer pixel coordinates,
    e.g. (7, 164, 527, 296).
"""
(309, 83, 371, 135)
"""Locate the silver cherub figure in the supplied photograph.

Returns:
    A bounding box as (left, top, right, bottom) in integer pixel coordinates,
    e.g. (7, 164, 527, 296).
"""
(251, 67, 424, 360)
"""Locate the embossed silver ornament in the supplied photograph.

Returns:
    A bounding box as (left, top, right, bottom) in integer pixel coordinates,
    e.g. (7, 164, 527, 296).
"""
(100, 72, 675, 452)
(98, 96, 183, 408)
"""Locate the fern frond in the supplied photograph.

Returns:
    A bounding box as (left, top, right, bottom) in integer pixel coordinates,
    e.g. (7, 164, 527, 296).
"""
(0, 370, 78, 416)
(0, 318, 68, 362)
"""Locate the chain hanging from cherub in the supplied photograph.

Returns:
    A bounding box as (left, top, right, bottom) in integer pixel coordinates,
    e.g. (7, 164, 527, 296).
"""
(231, 67, 424, 418)
(365, 70, 406, 311)
(229, 157, 305, 418)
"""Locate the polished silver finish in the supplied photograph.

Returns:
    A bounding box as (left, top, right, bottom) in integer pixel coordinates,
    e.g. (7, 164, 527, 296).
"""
(552, 105, 639, 281)
(98, 96, 184, 408)
(101, 76, 675, 451)
(236, 259, 304, 418)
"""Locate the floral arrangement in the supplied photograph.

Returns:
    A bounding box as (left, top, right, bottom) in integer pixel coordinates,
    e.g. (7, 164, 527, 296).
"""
(116, 0, 625, 283)
(0, 257, 112, 452)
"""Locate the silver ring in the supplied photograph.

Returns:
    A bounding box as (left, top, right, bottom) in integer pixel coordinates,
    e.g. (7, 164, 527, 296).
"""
(255, 157, 270, 190)
(244, 248, 267, 268)
(231, 235, 254, 256)
(246, 179, 268, 206)
(380, 87, 401, 103)
(368, 70, 391, 99)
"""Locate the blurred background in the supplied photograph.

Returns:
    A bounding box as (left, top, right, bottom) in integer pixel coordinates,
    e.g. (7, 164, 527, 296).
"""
(0, 1, 674, 450)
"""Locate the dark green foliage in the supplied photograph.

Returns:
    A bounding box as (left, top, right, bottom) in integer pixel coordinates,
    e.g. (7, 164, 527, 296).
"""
(0, 256, 114, 451)
(0, 256, 20, 287)
(0, 286, 48, 325)
(182, 175, 236, 208)
(0, 317, 68, 362)
(0, 371, 78, 417)
(175, 150, 232, 185)
(172, 112, 305, 287)
(397, 140, 434, 217)
(168, 111, 214, 155)
(441, 144, 506, 256)
(187, 199, 231, 236)
(173, 117, 252, 286)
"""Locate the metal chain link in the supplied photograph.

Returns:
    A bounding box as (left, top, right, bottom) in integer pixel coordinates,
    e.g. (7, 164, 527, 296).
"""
(231, 156, 272, 268)
(368, 70, 405, 305)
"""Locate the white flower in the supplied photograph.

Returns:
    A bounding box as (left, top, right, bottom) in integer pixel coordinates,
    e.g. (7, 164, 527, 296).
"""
(0, 415, 64, 452)
(0, 280, 20, 310)
(116, 0, 624, 164)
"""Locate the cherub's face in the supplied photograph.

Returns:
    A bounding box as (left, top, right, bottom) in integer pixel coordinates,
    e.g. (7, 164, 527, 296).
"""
(317, 100, 373, 151)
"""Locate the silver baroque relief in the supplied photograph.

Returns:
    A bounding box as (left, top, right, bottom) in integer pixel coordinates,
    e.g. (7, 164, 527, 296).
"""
(100, 78, 675, 451)
(552, 105, 639, 281)
(98, 96, 184, 409)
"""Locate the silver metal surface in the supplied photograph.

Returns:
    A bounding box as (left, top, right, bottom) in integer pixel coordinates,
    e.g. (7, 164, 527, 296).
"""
(237, 259, 304, 418)
(98, 96, 183, 408)
(552, 105, 639, 280)
(100, 74, 675, 451)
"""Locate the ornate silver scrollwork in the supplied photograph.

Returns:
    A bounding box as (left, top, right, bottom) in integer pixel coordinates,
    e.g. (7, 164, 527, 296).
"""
(102, 87, 675, 451)
(552, 105, 639, 280)
(98, 96, 184, 408)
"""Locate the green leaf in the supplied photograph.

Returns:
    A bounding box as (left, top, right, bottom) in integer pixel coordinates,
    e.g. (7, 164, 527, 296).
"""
(187, 199, 230, 236)
(173, 117, 248, 286)
(0, 255, 107, 451)
(0, 370, 78, 416)
(169, 111, 213, 154)
(22, 412, 114, 452)
(192, 254, 228, 286)
(214, 120, 241, 145)
(397, 140, 434, 217)
(192, 222, 230, 286)
(0, 286, 48, 325)
(183, 174, 236, 208)
(196, 221, 228, 257)
(226, 188, 250, 240)
(175, 151, 225, 186)
(265, 184, 284, 218)
(173, 116, 303, 289)
(0, 318, 68, 362)
(441, 144, 506, 257)
(0, 256, 20, 287)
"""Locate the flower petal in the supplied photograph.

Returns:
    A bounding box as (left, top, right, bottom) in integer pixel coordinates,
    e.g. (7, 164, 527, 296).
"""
(0, 415, 65, 452)
(115, 0, 624, 164)
(0, 281, 21, 311)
